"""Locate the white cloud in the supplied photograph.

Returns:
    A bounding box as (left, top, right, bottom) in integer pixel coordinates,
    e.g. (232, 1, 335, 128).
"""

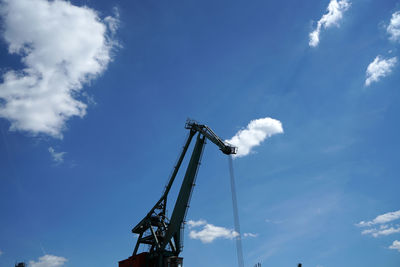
(309, 0, 350, 47)
(365, 56, 397, 86)
(387, 11, 400, 42)
(48, 147, 66, 163)
(188, 220, 238, 243)
(225, 117, 283, 158)
(389, 240, 400, 252)
(187, 219, 207, 228)
(0, 0, 119, 138)
(29, 254, 67, 267)
(361, 226, 400, 237)
(357, 210, 400, 250)
(0, 249, 3, 256)
(357, 210, 400, 227)
(243, 232, 258, 238)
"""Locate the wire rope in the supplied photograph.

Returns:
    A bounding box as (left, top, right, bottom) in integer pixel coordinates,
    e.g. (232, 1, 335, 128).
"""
(228, 155, 244, 267)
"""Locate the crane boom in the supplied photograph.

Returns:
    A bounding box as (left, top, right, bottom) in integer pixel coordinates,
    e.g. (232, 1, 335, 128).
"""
(120, 120, 236, 267)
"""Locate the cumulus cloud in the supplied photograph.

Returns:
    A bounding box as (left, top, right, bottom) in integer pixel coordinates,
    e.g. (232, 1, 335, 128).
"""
(225, 117, 283, 158)
(357, 210, 400, 227)
(309, 0, 350, 47)
(0, 0, 119, 138)
(48, 147, 66, 163)
(365, 56, 397, 86)
(387, 11, 400, 42)
(29, 254, 67, 267)
(188, 220, 238, 243)
(389, 240, 400, 252)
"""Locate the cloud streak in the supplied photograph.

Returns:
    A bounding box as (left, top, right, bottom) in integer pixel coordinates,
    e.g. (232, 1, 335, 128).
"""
(357, 210, 400, 227)
(309, 0, 350, 47)
(243, 232, 258, 238)
(365, 56, 397, 86)
(0, 0, 119, 138)
(361, 226, 400, 238)
(29, 254, 67, 267)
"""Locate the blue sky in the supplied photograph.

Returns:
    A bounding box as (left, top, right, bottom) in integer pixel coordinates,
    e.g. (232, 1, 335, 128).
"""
(1, 0, 400, 266)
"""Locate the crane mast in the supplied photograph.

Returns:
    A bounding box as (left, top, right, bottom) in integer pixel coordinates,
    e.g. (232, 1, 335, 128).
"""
(119, 120, 237, 267)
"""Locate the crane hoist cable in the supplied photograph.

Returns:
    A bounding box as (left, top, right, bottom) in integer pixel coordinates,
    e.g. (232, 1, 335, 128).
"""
(229, 155, 244, 267)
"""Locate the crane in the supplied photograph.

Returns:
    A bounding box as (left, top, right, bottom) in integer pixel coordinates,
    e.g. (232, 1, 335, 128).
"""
(119, 119, 237, 267)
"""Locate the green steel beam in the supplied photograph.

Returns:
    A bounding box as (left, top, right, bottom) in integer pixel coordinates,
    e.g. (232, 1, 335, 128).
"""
(161, 133, 206, 252)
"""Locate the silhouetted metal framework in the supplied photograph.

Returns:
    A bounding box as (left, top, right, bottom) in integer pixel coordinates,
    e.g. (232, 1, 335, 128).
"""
(126, 120, 236, 267)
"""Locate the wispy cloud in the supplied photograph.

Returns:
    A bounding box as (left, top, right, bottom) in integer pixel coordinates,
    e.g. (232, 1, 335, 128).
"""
(361, 226, 400, 238)
(357, 210, 400, 252)
(29, 254, 67, 267)
(104, 7, 120, 36)
(357, 210, 400, 227)
(48, 147, 66, 164)
(188, 219, 238, 243)
(226, 117, 283, 158)
(0, 0, 119, 138)
(243, 232, 258, 238)
(0, 249, 3, 256)
(309, 0, 350, 47)
(365, 56, 397, 86)
(387, 11, 400, 42)
(389, 240, 400, 252)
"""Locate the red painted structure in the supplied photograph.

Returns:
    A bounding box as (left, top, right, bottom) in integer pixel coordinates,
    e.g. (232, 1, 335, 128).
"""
(119, 252, 182, 267)
(118, 253, 149, 267)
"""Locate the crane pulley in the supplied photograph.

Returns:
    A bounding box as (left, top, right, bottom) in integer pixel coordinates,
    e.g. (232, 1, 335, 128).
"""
(119, 120, 237, 267)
